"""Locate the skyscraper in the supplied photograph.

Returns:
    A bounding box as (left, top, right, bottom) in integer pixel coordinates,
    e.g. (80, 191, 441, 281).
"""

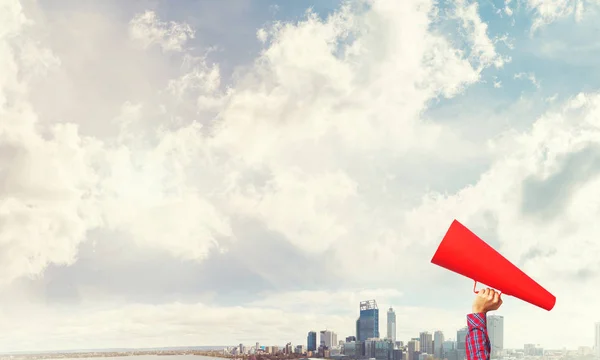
(357, 299, 379, 341)
(442, 339, 455, 356)
(487, 315, 504, 358)
(420, 331, 433, 355)
(407, 339, 420, 360)
(456, 327, 467, 350)
(387, 307, 396, 341)
(433, 331, 445, 359)
(320, 330, 337, 348)
(307, 331, 317, 352)
(595, 322, 600, 359)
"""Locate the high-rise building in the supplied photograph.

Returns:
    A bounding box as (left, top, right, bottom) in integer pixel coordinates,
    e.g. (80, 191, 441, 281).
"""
(387, 307, 397, 341)
(407, 339, 420, 360)
(307, 331, 317, 351)
(364, 338, 394, 360)
(420, 332, 433, 355)
(320, 330, 337, 348)
(442, 340, 455, 357)
(456, 327, 468, 350)
(487, 315, 504, 358)
(357, 299, 380, 341)
(595, 322, 600, 360)
(433, 331, 445, 359)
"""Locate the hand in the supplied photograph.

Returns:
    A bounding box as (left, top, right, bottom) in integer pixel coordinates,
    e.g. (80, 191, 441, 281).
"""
(472, 288, 502, 314)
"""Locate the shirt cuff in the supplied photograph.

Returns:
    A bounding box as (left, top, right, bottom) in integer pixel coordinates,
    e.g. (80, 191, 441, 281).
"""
(467, 313, 487, 329)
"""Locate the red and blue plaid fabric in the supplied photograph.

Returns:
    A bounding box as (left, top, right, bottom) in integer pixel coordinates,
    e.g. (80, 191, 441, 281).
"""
(466, 313, 490, 360)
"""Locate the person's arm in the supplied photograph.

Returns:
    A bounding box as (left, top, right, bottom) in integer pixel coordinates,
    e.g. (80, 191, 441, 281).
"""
(465, 312, 491, 360)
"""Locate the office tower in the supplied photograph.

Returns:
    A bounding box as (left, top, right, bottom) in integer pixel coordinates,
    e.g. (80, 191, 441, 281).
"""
(442, 340, 455, 358)
(320, 330, 337, 348)
(487, 315, 504, 358)
(346, 336, 357, 342)
(455, 327, 468, 360)
(364, 338, 393, 359)
(307, 331, 317, 351)
(456, 327, 467, 350)
(407, 339, 420, 360)
(387, 307, 397, 341)
(596, 322, 600, 360)
(420, 331, 433, 354)
(357, 299, 380, 341)
(434, 331, 444, 359)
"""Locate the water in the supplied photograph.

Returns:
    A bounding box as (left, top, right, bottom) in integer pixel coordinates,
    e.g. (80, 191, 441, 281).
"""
(2, 355, 223, 360)
(70, 357, 221, 360)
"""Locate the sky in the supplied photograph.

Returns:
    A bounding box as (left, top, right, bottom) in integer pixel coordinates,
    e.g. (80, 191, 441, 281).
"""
(1, 0, 600, 353)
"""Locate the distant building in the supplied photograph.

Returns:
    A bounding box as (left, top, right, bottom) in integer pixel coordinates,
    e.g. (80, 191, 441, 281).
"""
(295, 345, 305, 354)
(365, 338, 394, 360)
(357, 300, 380, 341)
(442, 339, 455, 358)
(407, 339, 420, 360)
(343, 340, 361, 358)
(524, 344, 543, 356)
(346, 336, 357, 342)
(452, 328, 467, 360)
(419, 353, 433, 360)
(393, 348, 404, 360)
(456, 327, 467, 350)
(579, 346, 593, 356)
(487, 315, 503, 358)
(433, 331, 444, 359)
(320, 330, 338, 348)
(387, 307, 397, 341)
(308, 331, 317, 352)
(419, 332, 433, 355)
(595, 322, 600, 359)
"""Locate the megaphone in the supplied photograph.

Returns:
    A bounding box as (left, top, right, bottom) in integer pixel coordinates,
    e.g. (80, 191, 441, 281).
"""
(431, 219, 556, 311)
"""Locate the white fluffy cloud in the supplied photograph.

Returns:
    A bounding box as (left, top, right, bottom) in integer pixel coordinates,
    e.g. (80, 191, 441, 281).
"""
(1, 0, 600, 352)
(526, 0, 600, 31)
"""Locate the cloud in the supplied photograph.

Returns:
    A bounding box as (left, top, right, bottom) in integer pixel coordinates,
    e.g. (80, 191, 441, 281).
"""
(129, 10, 195, 52)
(453, 0, 508, 69)
(2, 0, 600, 352)
(526, 0, 600, 32)
(514, 72, 541, 88)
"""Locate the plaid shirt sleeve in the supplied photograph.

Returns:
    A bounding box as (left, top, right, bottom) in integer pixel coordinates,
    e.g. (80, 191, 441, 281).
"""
(466, 313, 491, 360)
